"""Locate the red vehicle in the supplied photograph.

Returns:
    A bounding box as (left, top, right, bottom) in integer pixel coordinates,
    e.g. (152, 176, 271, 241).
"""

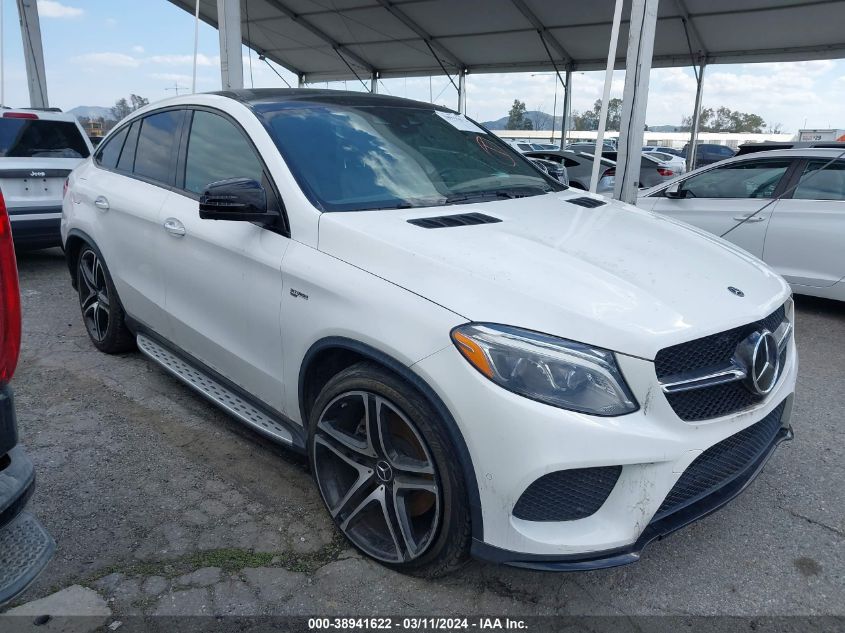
(0, 188, 54, 604)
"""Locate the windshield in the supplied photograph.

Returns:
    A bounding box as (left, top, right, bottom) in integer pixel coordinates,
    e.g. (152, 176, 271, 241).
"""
(256, 102, 562, 211)
(0, 118, 90, 158)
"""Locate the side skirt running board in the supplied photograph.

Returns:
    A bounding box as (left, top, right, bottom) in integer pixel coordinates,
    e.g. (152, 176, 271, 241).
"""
(136, 333, 305, 451)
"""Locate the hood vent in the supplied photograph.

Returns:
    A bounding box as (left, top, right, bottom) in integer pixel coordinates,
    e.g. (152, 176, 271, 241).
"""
(408, 212, 501, 229)
(567, 196, 606, 208)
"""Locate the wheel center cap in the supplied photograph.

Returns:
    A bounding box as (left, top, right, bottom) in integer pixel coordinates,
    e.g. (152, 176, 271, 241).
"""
(375, 460, 393, 483)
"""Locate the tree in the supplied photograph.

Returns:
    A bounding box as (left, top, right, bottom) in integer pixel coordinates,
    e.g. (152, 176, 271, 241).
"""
(571, 98, 623, 131)
(681, 106, 767, 133)
(506, 100, 533, 130)
(111, 94, 150, 121)
(111, 98, 131, 121)
(130, 94, 149, 111)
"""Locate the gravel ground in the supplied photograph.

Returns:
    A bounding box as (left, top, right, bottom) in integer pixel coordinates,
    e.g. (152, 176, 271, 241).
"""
(3, 247, 843, 618)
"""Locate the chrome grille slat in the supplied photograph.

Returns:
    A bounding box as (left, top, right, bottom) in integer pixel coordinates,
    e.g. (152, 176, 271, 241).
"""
(655, 304, 791, 421)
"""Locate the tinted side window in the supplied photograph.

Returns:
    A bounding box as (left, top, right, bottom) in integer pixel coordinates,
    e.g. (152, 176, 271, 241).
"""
(681, 159, 792, 199)
(96, 126, 128, 169)
(184, 111, 263, 194)
(793, 160, 845, 201)
(117, 121, 140, 172)
(133, 111, 183, 185)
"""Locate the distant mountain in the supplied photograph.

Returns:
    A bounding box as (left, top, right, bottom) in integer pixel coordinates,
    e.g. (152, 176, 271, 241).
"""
(481, 110, 563, 131)
(67, 105, 114, 120)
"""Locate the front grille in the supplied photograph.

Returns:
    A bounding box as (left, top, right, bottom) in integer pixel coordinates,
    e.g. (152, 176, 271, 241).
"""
(512, 466, 622, 522)
(654, 401, 786, 521)
(655, 305, 785, 378)
(656, 305, 787, 421)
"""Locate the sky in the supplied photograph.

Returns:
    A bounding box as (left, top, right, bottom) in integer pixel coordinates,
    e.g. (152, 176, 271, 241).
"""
(1, 0, 844, 132)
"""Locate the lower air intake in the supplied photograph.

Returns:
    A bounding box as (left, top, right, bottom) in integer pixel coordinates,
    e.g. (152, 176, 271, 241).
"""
(512, 466, 622, 522)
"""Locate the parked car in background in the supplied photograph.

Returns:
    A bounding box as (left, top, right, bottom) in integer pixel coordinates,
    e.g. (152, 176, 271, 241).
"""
(601, 151, 679, 188)
(638, 148, 845, 301)
(64, 89, 796, 576)
(681, 143, 735, 166)
(566, 142, 616, 154)
(643, 145, 682, 157)
(645, 150, 687, 175)
(523, 149, 615, 193)
(528, 157, 568, 185)
(736, 140, 845, 157)
(0, 190, 55, 605)
(0, 108, 93, 249)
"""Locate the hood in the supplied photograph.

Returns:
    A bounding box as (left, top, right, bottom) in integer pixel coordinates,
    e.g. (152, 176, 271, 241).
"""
(317, 191, 790, 359)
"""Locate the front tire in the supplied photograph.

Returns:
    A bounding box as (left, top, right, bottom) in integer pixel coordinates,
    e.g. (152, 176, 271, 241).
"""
(308, 362, 470, 577)
(76, 245, 135, 354)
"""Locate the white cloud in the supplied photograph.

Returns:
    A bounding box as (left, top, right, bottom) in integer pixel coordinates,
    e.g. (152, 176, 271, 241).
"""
(147, 54, 218, 67)
(37, 0, 83, 18)
(71, 52, 141, 68)
(132, 45, 145, 54)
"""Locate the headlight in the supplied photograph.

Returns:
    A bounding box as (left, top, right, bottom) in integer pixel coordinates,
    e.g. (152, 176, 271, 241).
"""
(450, 324, 638, 416)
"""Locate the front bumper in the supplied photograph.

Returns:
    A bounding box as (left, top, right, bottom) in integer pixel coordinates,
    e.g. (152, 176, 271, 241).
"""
(412, 333, 798, 565)
(0, 386, 55, 605)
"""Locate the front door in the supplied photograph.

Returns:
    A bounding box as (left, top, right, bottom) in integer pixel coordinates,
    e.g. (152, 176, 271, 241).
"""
(159, 109, 290, 412)
(650, 157, 796, 258)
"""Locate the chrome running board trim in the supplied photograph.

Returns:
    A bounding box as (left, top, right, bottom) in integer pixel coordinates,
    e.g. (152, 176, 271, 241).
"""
(137, 333, 294, 446)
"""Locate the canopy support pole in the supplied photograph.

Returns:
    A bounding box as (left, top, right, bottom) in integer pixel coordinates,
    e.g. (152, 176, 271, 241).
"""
(560, 68, 572, 149)
(457, 68, 466, 114)
(687, 62, 706, 171)
(614, 0, 659, 204)
(370, 72, 378, 94)
(15, 0, 48, 108)
(590, 0, 624, 193)
(216, 0, 243, 90)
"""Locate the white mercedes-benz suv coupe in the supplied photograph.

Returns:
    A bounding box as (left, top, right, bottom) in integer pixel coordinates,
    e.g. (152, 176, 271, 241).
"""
(62, 90, 797, 576)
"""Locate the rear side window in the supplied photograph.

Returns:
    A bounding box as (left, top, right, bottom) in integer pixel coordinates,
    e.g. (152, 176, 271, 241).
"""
(133, 111, 183, 185)
(96, 126, 129, 169)
(184, 111, 263, 194)
(793, 160, 845, 201)
(117, 121, 140, 172)
(0, 118, 90, 158)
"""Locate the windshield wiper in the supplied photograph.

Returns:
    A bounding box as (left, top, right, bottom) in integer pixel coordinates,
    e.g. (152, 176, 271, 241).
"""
(444, 187, 552, 206)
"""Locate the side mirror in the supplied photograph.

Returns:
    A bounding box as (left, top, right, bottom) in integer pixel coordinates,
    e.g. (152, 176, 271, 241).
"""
(199, 178, 271, 222)
(664, 181, 685, 199)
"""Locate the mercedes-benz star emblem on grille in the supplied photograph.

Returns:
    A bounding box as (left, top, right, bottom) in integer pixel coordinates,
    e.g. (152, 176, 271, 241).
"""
(727, 286, 745, 297)
(736, 330, 780, 396)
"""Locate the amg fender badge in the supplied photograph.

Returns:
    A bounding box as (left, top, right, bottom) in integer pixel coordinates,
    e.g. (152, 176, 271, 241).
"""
(290, 288, 309, 300)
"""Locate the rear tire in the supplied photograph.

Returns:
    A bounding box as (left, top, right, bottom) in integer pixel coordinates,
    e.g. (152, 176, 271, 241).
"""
(308, 362, 471, 577)
(76, 245, 135, 354)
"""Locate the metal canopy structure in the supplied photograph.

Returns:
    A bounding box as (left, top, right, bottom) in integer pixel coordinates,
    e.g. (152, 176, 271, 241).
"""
(168, 0, 845, 83)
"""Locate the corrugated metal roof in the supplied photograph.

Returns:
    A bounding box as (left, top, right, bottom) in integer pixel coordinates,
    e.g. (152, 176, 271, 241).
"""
(169, 0, 845, 82)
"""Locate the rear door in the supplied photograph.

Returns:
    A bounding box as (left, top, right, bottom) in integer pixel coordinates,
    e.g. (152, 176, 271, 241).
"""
(763, 157, 845, 287)
(649, 157, 796, 258)
(74, 110, 185, 335)
(159, 108, 290, 412)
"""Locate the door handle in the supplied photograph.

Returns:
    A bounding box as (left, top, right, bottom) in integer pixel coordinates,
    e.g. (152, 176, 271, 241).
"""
(163, 217, 186, 237)
(94, 195, 109, 211)
(732, 215, 766, 223)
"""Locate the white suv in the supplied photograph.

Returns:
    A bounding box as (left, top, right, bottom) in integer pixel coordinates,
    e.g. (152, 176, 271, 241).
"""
(62, 90, 797, 576)
(0, 108, 92, 249)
